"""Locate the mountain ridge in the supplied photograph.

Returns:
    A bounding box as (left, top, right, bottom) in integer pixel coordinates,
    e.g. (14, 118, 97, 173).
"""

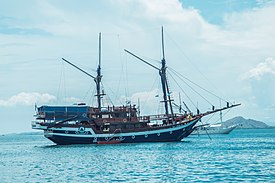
(223, 116, 273, 129)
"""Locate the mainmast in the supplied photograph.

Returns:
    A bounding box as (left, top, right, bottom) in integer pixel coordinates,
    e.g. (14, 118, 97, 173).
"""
(159, 26, 174, 118)
(124, 26, 174, 119)
(95, 32, 103, 112)
(124, 28, 241, 121)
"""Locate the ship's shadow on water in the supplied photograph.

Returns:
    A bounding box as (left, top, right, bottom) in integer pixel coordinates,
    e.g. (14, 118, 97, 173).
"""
(37, 140, 193, 149)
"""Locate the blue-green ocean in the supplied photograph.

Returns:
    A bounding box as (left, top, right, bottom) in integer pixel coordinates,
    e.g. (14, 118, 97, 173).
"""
(0, 129, 274, 182)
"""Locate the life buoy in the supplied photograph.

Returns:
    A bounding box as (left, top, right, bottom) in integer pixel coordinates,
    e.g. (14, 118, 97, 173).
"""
(78, 126, 85, 132)
(65, 130, 68, 134)
(157, 133, 160, 136)
(145, 134, 148, 138)
(103, 119, 107, 123)
(132, 135, 135, 139)
(123, 118, 127, 122)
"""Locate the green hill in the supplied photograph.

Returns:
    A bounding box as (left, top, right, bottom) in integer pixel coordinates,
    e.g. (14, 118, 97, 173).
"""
(224, 116, 272, 129)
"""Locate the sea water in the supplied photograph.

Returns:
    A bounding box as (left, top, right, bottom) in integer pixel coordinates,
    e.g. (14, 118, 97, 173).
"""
(0, 129, 274, 182)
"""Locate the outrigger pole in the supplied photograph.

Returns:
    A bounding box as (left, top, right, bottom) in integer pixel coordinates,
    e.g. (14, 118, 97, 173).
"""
(200, 103, 241, 118)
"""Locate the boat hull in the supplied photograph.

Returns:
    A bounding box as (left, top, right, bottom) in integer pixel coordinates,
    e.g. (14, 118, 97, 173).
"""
(43, 119, 199, 145)
(191, 125, 237, 135)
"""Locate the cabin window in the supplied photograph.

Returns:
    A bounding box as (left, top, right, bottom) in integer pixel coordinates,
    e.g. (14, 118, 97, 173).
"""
(103, 123, 110, 132)
(102, 114, 109, 118)
(113, 112, 127, 118)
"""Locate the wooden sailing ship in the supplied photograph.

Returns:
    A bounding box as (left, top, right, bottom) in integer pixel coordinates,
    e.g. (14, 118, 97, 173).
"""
(32, 28, 240, 145)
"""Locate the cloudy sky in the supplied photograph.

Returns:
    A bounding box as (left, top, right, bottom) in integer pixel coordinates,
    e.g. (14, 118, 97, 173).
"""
(1, 0, 275, 134)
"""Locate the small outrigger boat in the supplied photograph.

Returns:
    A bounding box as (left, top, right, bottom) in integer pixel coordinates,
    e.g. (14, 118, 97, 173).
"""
(191, 123, 238, 135)
(32, 27, 240, 145)
(191, 107, 238, 135)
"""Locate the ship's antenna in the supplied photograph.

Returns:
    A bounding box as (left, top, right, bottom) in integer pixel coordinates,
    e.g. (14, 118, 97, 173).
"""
(161, 26, 165, 60)
(99, 32, 101, 69)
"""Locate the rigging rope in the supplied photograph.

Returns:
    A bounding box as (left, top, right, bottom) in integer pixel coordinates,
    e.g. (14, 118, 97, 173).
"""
(90, 87, 96, 107)
(101, 78, 123, 106)
(167, 71, 198, 110)
(168, 67, 229, 104)
(139, 75, 159, 114)
(82, 82, 94, 102)
(164, 31, 228, 101)
(100, 83, 114, 106)
(115, 34, 124, 99)
(168, 69, 214, 106)
(123, 51, 129, 103)
(57, 60, 67, 104)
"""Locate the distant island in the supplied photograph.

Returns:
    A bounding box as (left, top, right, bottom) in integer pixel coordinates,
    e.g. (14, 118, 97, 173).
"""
(224, 116, 274, 129)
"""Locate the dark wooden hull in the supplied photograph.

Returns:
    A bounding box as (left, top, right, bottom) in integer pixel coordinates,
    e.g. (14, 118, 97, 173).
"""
(44, 118, 199, 145)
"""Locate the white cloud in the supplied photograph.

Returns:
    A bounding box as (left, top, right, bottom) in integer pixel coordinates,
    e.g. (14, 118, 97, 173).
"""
(221, 5, 275, 49)
(130, 88, 160, 103)
(63, 96, 83, 104)
(256, 0, 275, 6)
(241, 58, 275, 111)
(134, 0, 200, 22)
(118, 89, 162, 115)
(1, 0, 275, 127)
(243, 57, 275, 80)
(0, 92, 56, 107)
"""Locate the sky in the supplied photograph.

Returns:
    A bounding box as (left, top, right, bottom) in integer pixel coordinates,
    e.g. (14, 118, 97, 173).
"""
(1, 0, 275, 134)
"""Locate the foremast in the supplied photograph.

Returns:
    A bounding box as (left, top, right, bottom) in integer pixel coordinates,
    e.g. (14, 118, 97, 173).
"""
(62, 32, 104, 117)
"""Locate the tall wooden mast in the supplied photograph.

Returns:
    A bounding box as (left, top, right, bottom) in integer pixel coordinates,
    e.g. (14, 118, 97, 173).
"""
(159, 27, 169, 117)
(62, 33, 103, 115)
(95, 32, 102, 112)
(159, 26, 174, 118)
(124, 27, 174, 118)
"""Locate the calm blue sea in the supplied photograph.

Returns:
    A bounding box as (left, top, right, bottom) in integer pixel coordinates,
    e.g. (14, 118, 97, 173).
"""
(0, 129, 274, 182)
